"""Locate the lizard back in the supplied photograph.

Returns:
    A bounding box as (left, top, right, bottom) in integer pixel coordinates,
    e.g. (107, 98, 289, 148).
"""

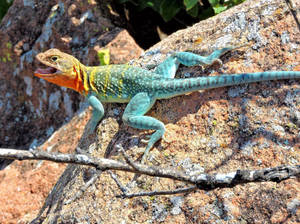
(87, 64, 164, 102)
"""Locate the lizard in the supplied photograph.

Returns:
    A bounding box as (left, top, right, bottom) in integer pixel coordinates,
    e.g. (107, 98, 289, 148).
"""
(34, 47, 300, 161)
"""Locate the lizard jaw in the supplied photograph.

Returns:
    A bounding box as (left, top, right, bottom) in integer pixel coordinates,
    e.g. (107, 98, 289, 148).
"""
(34, 66, 61, 78)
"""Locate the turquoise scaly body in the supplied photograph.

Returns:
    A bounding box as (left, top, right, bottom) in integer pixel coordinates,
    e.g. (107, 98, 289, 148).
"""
(34, 47, 300, 161)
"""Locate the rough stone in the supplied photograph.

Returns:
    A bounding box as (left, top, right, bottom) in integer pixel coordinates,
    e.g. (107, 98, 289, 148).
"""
(0, 0, 142, 151)
(0, 0, 299, 223)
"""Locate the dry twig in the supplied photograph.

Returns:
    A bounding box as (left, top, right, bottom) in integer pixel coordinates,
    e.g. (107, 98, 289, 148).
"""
(0, 148, 299, 196)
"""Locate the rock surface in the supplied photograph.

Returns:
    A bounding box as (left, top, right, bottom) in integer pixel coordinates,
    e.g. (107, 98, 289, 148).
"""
(0, 0, 300, 223)
(0, 0, 142, 222)
(0, 109, 91, 223)
(0, 0, 142, 152)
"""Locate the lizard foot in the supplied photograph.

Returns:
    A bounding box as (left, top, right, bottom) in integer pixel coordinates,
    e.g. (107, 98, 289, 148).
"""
(140, 134, 152, 144)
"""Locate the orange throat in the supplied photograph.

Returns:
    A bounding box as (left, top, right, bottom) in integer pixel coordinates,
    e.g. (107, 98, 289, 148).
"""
(34, 71, 87, 94)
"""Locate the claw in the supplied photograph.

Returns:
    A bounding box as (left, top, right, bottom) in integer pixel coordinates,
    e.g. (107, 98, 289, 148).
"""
(212, 58, 223, 65)
(141, 134, 151, 144)
(141, 139, 149, 144)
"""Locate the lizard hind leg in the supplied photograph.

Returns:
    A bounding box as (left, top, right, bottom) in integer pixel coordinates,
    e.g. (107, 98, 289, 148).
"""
(173, 46, 235, 67)
(154, 56, 179, 79)
(122, 92, 165, 162)
(154, 47, 235, 78)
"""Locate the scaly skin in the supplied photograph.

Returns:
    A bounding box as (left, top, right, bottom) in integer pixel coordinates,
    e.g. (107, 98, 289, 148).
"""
(34, 48, 300, 161)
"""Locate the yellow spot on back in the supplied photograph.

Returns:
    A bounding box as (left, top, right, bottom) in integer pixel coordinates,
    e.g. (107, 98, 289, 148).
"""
(118, 64, 129, 97)
(89, 67, 98, 93)
(103, 65, 112, 96)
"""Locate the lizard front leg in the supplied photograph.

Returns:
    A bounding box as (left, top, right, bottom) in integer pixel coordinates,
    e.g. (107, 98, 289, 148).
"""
(87, 92, 105, 132)
(122, 92, 165, 162)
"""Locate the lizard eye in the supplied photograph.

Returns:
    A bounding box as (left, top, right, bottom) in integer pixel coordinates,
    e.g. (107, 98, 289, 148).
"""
(50, 56, 58, 62)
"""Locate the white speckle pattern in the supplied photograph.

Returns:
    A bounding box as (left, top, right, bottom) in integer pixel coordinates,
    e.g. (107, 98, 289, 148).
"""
(49, 91, 61, 111)
(215, 172, 236, 182)
(24, 76, 33, 96)
(23, 0, 35, 8)
(63, 92, 74, 118)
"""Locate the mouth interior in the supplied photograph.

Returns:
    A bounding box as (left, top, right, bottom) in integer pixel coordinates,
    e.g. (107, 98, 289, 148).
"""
(35, 66, 58, 75)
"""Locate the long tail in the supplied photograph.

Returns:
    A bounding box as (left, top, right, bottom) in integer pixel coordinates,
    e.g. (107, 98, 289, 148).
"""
(155, 71, 300, 99)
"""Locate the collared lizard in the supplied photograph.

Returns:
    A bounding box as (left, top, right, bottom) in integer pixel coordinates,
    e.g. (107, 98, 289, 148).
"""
(34, 48, 300, 160)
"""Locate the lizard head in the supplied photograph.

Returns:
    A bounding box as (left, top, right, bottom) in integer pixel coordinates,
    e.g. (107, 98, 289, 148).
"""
(34, 48, 87, 93)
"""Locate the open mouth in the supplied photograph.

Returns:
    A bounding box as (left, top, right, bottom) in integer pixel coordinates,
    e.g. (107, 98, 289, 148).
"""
(34, 66, 60, 77)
